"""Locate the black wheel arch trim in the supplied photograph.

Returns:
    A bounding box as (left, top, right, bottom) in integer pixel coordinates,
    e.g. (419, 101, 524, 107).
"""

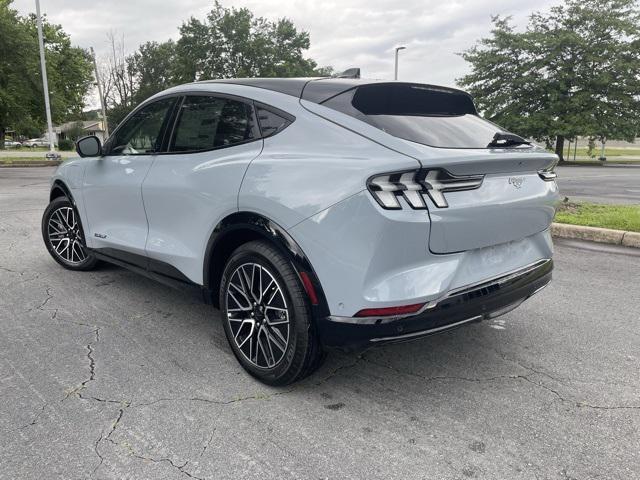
(50, 180, 75, 204)
(203, 212, 330, 319)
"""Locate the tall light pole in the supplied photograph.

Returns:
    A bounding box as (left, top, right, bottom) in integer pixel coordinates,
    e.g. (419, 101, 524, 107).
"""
(394, 46, 406, 80)
(91, 47, 109, 138)
(35, 0, 55, 153)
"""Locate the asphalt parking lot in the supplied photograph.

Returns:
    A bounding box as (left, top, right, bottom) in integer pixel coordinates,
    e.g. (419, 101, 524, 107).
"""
(556, 164, 640, 204)
(1, 167, 639, 480)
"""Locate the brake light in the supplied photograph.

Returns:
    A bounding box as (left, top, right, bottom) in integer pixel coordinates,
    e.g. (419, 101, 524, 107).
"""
(354, 302, 425, 317)
(367, 169, 484, 209)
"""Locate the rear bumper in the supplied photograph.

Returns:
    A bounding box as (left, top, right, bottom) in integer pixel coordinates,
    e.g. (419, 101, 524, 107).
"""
(317, 258, 552, 349)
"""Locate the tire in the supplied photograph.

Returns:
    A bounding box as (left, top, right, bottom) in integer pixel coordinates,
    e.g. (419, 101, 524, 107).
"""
(41, 197, 98, 271)
(219, 240, 325, 385)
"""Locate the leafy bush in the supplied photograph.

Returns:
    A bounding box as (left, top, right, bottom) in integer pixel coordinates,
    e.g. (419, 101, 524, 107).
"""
(58, 139, 75, 151)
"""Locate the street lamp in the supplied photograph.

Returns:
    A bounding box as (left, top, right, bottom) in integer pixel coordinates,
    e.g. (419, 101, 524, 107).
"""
(394, 46, 406, 80)
(35, 0, 56, 155)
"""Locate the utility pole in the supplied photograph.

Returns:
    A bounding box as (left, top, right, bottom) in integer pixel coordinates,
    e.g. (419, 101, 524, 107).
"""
(35, 0, 55, 153)
(91, 47, 109, 138)
(394, 46, 406, 80)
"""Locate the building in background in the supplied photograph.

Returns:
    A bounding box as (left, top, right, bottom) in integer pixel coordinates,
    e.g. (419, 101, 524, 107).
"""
(54, 120, 107, 143)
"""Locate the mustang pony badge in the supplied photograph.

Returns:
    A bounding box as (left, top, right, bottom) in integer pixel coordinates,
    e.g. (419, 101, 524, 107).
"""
(508, 176, 525, 189)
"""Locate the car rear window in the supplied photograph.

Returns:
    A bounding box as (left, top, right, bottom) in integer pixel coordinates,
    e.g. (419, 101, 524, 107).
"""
(321, 83, 510, 149)
(256, 106, 293, 138)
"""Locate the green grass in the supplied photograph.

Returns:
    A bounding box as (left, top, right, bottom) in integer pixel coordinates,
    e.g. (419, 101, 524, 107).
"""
(0, 156, 44, 162)
(555, 202, 640, 232)
(0, 156, 62, 165)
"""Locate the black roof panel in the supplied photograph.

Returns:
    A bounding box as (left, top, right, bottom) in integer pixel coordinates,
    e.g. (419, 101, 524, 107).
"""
(198, 78, 318, 98)
(197, 77, 473, 105)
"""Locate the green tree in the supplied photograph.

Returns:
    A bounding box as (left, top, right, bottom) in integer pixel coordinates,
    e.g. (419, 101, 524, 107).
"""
(104, 2, 331, 130)
(458, 0, 640, 161)
(175, 2, 329, 81)
(129, 40, 179, 102)
(0, 0, 93, 147)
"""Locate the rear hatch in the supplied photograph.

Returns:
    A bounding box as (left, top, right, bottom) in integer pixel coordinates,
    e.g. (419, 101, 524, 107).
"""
(309, 81, 559, 253)
(403, 146, 559, 253)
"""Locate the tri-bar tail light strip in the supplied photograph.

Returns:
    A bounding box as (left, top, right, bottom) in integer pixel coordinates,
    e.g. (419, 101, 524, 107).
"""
(367, 169, 485, 209)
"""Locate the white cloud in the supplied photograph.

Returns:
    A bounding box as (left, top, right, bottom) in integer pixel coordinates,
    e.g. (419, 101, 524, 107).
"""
(13, 0, 557, 88)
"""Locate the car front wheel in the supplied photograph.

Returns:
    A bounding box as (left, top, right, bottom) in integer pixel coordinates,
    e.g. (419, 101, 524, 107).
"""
(220, 240, 324, 385)
(41, 197, 98, 271)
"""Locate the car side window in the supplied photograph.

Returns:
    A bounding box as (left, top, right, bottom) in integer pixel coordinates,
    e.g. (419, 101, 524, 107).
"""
(256, 106, 293, 137)
(107, 97, 176, 155)
(169, 96, 259, 152)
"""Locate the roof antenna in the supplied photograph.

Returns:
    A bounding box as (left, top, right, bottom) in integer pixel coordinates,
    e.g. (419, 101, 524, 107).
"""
(335, 68, 360, 79)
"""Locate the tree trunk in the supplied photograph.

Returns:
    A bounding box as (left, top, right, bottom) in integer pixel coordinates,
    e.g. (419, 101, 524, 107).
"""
(0, 127, 5, 150)
(555, 135, 565, 162)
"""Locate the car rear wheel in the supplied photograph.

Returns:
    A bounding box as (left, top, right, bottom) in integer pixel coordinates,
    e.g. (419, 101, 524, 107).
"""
(220, 240, 324, 385)
(42, 197, 98, 271)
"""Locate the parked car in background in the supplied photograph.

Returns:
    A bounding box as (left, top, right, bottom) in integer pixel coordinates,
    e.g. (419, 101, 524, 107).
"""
(23, 138, 51, 148)
(3, 140, 22, 148)
(42, 78, 559, 385)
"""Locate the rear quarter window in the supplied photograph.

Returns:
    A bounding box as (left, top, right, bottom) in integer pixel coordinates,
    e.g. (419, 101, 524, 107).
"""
(256, 105, 294, 138)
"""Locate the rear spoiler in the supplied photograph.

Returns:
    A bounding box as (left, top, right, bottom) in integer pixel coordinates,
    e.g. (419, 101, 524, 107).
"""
(301, 79, 475, 108)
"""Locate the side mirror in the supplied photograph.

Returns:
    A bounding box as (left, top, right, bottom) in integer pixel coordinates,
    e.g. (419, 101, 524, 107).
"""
(76, 135, 102, 157)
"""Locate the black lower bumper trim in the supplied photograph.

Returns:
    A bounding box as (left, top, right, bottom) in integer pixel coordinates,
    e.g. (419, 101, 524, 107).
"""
(318, 259, 553, 349)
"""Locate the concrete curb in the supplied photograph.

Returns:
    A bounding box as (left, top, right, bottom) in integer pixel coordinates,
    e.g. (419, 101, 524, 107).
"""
(552, 223, 640, 248)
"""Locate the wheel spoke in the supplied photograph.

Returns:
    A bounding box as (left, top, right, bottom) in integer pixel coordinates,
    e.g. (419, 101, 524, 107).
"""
(235, 320, 254, 349)
(48, 223, 66, 235)
(229, 279, 251, 306)
(265, 306, 287, 313)
(261, 327, 276, 366)
(266, 324, 287, 352)
(54, 210, 66, 229)
(50, 216, 65, 232)
(55, 238, 69, 255)
(72, 240, 85, 262)
(266, 318, 288, 326)
(240, 266, 259, 303)
(228, 287, 250, 310)
(261, 278, 274, 303)
(69, 208, 77, 229)
(257, 265, 263, 302)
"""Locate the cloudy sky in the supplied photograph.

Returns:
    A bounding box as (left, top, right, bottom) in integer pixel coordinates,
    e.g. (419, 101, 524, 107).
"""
(14, 0, 556, 88)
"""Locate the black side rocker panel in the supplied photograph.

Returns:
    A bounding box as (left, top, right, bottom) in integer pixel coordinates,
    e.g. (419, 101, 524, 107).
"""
(89, 248, 204, 301)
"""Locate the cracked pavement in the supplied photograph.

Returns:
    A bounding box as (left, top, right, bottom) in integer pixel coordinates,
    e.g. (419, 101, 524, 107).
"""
(1, 167, 639, 479)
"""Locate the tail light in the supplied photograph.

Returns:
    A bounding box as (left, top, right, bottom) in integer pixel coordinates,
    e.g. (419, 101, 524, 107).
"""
(367, 169, 484, 209)
(538, 159, 558, 181)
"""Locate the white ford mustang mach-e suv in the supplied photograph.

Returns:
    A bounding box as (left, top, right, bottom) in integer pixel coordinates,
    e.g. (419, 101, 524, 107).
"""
(42, 78, 559, 384)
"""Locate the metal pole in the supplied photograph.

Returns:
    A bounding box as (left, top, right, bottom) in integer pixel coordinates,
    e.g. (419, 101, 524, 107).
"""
(394, 46, 406, 80)
(91, 47, 109, 138)
(35, 0, 55, 153)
